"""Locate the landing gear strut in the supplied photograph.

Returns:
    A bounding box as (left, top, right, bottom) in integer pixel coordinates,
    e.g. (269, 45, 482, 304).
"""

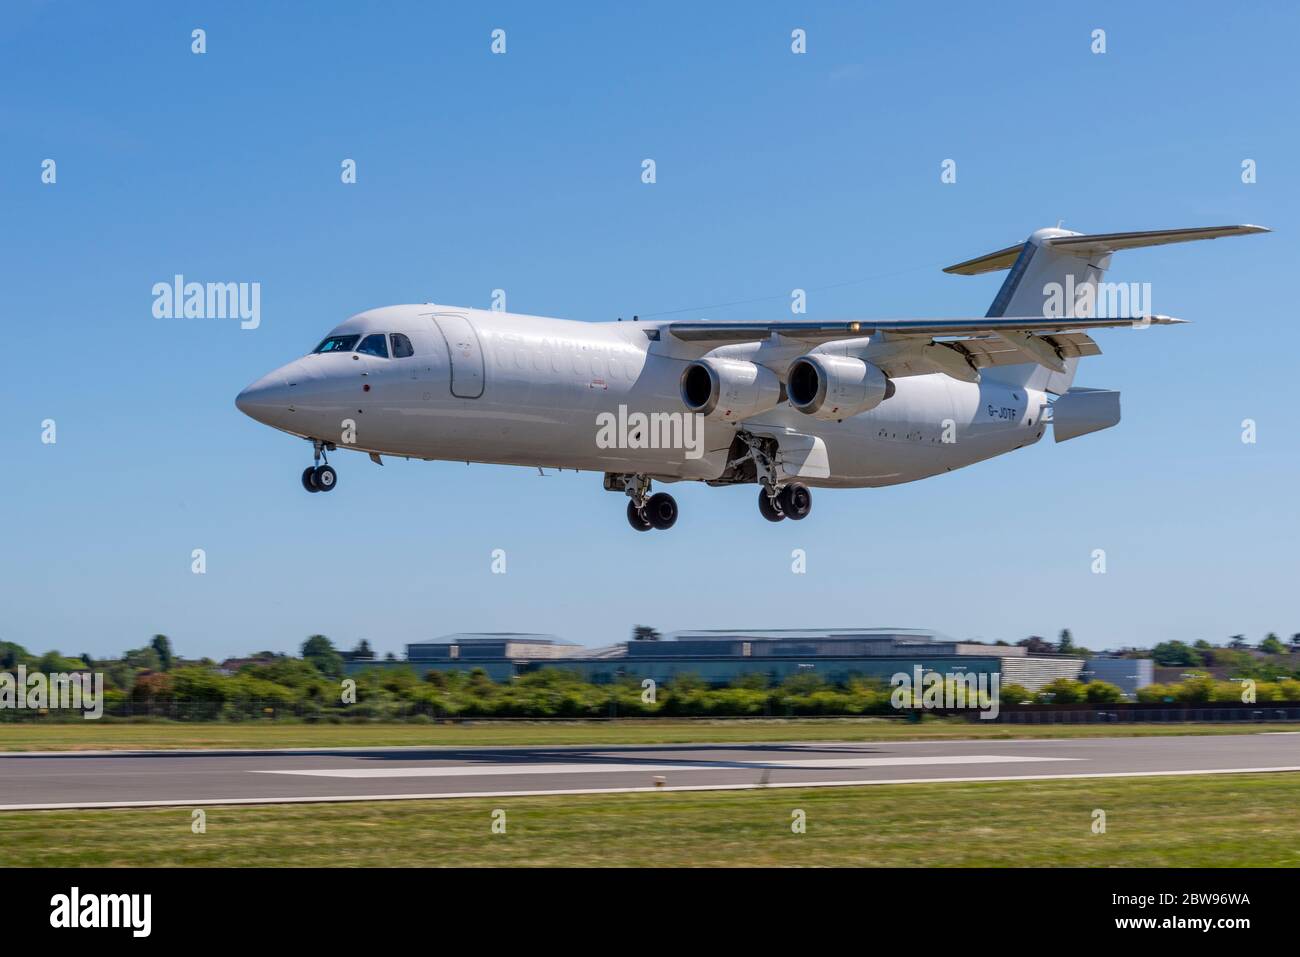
(756, 483, 812, 522)
(302, 439, 338, 493)
(727, 430, 812, 524)
(607, 473, 678, 532)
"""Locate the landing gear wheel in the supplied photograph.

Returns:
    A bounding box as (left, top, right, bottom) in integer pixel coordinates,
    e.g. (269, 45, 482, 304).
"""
(302, 467, 320, 493)
(778, 483, 812, 520)
(312, 464, 337, 492)
(627, 500, 653, 532)
(644, 492, 678, 530)
(758, 489, 785, 522)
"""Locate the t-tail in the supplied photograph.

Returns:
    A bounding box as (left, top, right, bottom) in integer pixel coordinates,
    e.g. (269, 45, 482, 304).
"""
(943, 224, 1269, 394)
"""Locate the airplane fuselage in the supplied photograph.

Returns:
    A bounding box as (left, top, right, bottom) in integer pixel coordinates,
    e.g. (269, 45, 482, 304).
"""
(236, 304, 1047, 490)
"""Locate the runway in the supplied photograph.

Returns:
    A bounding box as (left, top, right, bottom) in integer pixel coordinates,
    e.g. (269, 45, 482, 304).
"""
(2, 733, 1298, 810)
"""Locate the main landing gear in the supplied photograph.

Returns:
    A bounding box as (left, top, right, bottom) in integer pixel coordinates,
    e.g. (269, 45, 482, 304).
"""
(607, 473, 678, 532)
(725, 429, 813, 524)
(301, 439, 338, 493)
(758, 482, 813, 522)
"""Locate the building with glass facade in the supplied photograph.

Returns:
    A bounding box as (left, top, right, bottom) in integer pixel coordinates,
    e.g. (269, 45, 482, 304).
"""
(343, 628, 1149, 694)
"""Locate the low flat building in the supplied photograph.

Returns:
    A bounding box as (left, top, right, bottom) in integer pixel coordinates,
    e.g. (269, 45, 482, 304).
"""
(345, 628, 1144, 694)
(1084, 657, 1155, 696)
(582, 629, 1083, 691)
(400, 634, 577, 681)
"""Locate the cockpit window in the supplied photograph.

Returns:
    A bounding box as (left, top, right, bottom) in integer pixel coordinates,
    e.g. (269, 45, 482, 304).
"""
(390, 333, 415, 358)
(314, 335, 360, 354)
(357, 333, 389, 358)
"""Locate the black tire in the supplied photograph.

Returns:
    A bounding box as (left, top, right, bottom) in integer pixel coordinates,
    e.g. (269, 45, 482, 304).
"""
(758, 488, 785, 522)
(313, 464, 338, 492)
(645, 492, 678, 530)
(302, 466, 320, 493)
(778, 483, 812, 520)
(627, 500, 653, 532)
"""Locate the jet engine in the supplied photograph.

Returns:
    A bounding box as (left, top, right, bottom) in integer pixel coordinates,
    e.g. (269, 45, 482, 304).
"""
(787, 354, 892, 420)
(680, 358, 783, 421)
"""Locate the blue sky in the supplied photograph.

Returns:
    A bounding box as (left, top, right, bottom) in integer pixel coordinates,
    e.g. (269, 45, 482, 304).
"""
(3, 1, 1296, 661)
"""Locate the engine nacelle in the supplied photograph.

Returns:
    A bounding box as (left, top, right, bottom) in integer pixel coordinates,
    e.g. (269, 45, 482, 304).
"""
(787, 354, 892, 420)
(680, 358, 783, 421)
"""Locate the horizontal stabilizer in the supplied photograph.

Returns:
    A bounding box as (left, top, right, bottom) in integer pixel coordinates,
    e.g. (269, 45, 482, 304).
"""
(944, 225, 1269, 275)
(942, 243, 1024, 275)
(1044, 224, 1269, 254)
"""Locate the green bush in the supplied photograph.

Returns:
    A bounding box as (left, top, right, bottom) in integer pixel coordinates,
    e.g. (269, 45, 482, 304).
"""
(998, 682, 1034, 705)
(1084, 681, 1123, 704)
(1036, 678, 1086, 704)
(1173, 676, 1216, 704)
(1136, 682, 1174, 704)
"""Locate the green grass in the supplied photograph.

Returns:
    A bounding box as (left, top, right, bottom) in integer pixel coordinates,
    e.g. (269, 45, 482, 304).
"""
(2, 772, 1296, 866)
(0, 718, 1285, 752)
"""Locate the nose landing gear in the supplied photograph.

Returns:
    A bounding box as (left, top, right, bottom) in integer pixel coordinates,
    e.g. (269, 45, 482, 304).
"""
(302, 440, 338, 493)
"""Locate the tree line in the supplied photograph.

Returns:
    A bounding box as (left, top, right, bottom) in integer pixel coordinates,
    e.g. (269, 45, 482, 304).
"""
(0, 631, 1294, 722)
(2, 631, 1297, 722)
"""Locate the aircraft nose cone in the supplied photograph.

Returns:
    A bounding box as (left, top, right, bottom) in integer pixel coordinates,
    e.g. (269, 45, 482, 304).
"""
(235, 371, 291, 425)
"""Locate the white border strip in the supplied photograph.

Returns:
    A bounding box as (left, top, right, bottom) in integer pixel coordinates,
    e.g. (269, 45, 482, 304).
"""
(3, 765, 1299, 811)
(0, 731, 1275, 759)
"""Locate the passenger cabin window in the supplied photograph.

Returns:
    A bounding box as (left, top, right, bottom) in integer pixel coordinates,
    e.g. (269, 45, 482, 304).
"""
(313, 335, 360, 354)
(390, 333, 414, 358)
(357, 333, 389, 358)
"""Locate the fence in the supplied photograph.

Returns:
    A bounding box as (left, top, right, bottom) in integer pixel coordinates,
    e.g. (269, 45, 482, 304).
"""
(989, 703, 1300, 724)
(2, 698, 1299, 724)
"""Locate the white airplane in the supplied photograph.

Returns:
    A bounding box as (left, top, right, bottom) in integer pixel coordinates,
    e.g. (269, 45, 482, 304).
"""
(237, 224, 1267, 531)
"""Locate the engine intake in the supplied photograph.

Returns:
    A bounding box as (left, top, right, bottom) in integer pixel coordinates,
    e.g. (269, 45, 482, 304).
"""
(680, 358, 782, 421)
(787, 354, 891, 420)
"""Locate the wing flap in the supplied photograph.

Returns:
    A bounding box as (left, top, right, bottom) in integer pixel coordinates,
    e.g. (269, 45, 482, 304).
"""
(866, 332, 1099, 381)
(945, 332, 1100, 370)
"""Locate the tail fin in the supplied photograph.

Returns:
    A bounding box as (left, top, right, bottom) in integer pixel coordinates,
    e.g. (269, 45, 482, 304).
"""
(944, 225, 1268, 392)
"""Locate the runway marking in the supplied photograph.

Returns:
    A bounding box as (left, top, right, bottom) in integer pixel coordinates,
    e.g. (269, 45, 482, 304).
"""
(3, 765, 1300, 811)
(250, 754, 1078, 779)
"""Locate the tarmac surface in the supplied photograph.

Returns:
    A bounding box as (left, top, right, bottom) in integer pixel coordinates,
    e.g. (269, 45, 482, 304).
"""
(2, 733, 1298, 810)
